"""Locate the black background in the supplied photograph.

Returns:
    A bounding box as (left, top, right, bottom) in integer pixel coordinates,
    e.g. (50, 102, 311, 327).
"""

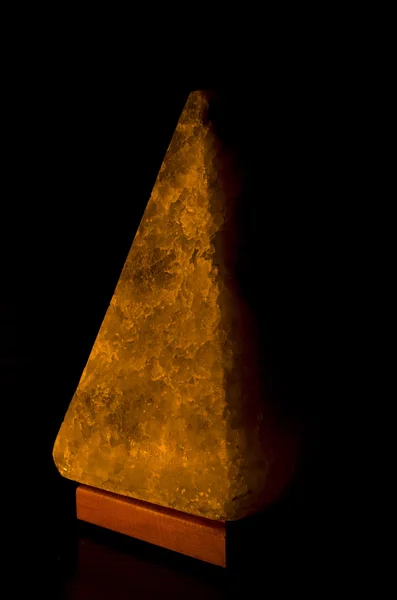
(3, 45, 368, 595)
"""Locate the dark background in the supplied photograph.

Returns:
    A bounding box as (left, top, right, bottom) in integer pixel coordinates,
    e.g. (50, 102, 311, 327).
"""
(3, 50, 368, 595)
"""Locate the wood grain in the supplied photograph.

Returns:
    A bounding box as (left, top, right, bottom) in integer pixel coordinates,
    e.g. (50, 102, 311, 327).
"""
(76, 485, 226, 567)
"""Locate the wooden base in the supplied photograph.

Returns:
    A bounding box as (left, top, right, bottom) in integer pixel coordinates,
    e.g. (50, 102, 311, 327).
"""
(76, 485, 226, 567)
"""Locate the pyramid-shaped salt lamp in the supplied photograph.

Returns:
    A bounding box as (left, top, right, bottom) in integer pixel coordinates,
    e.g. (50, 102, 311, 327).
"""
(53, 90, 298, 567)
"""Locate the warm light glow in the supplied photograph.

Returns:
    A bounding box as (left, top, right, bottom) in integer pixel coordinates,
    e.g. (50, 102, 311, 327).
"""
(53, 91, 296, 520)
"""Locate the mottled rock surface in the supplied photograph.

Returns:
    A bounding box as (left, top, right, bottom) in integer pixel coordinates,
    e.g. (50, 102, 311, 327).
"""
(53, 91, 296, 520)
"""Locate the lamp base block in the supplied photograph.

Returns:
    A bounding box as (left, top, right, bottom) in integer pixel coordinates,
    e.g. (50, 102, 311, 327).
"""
(76, 485, 226, 567)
